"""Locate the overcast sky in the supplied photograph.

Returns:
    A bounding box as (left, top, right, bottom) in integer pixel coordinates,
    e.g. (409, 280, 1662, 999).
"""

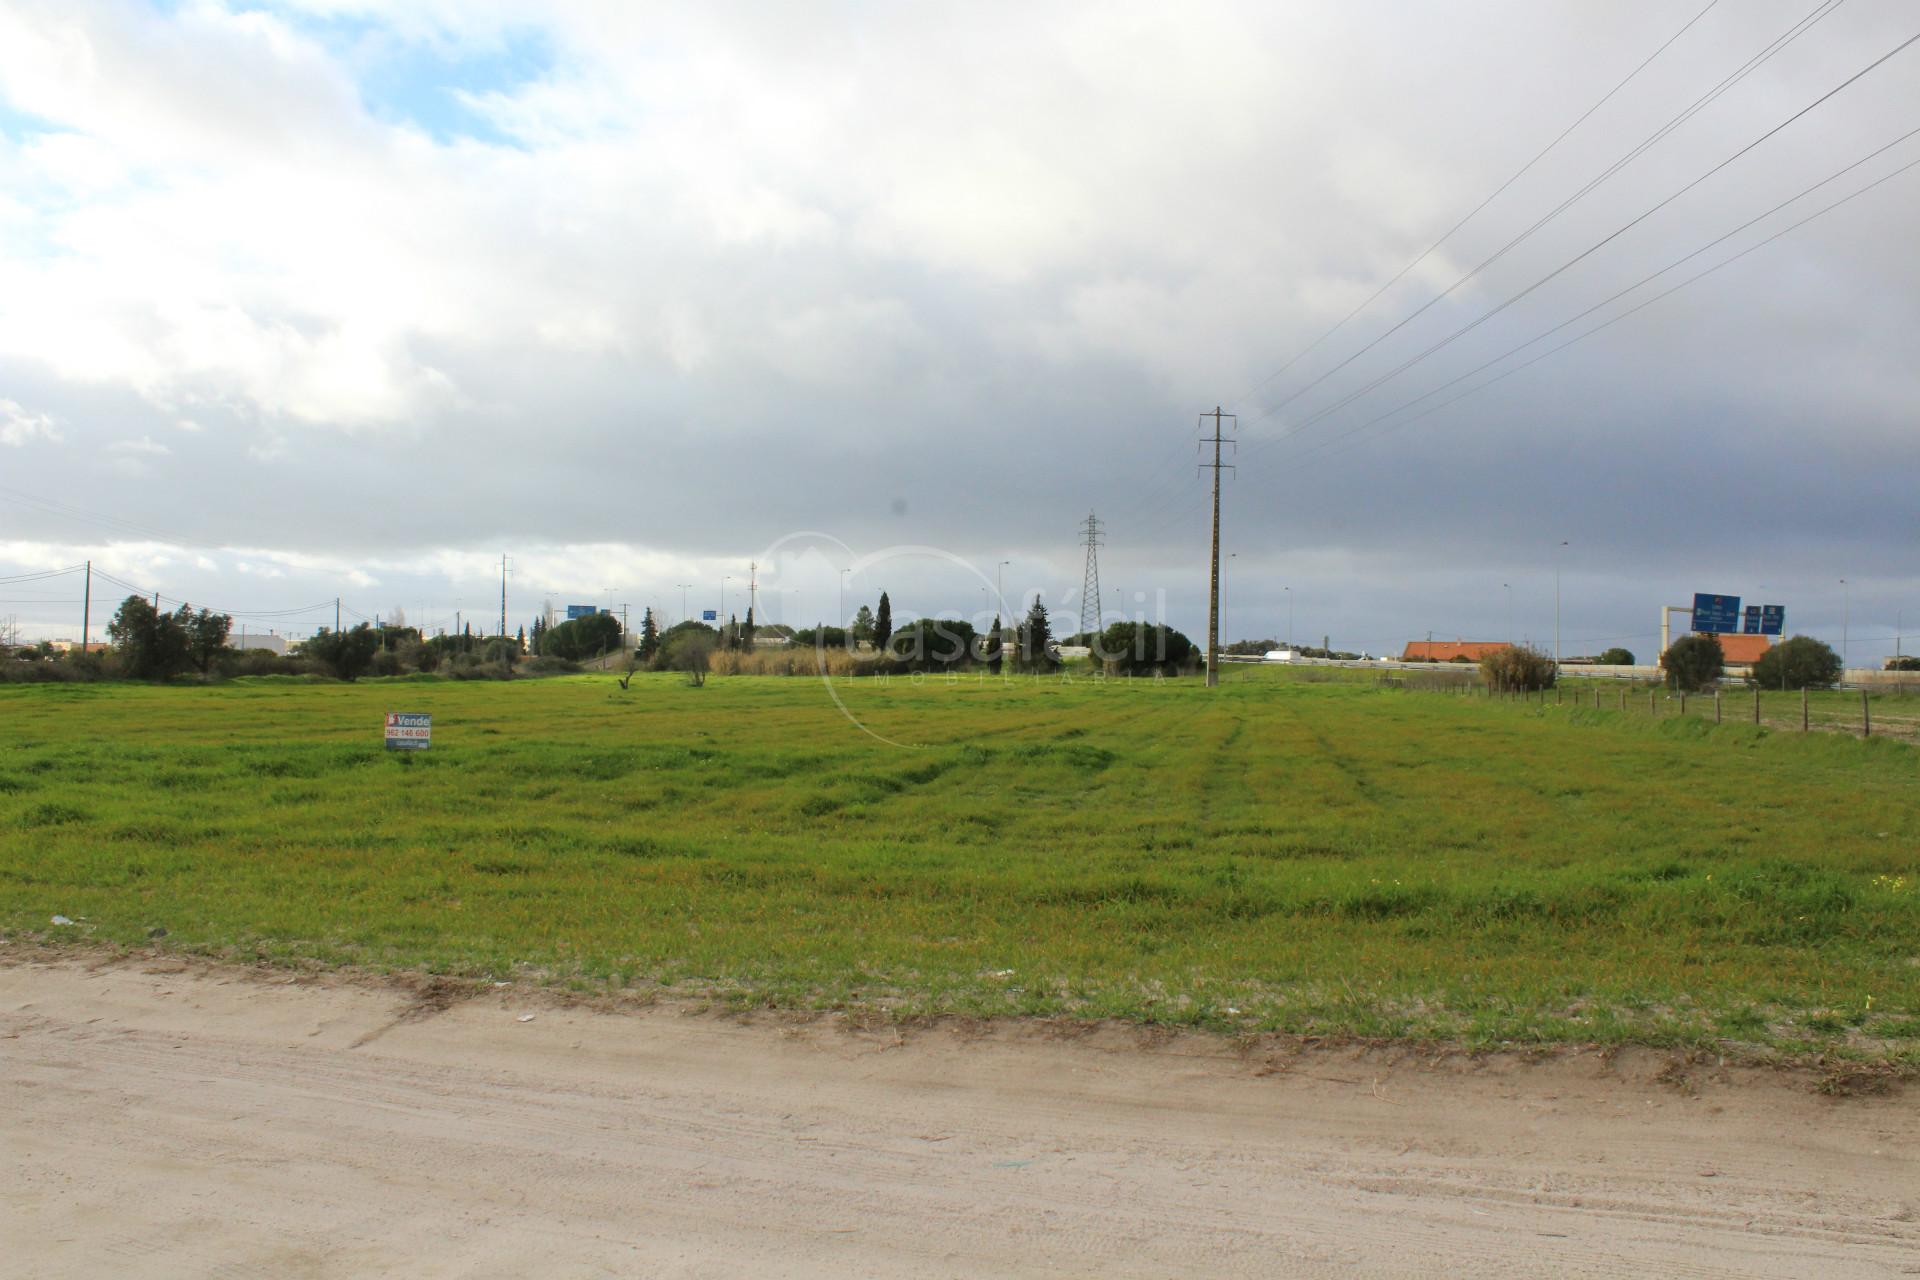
(1, 0, 1916, 663)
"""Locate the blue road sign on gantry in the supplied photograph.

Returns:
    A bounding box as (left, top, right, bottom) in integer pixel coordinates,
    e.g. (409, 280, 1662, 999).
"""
(1691, 593, 1741, 634)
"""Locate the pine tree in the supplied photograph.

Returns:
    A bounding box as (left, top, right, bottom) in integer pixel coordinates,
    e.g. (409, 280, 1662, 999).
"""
(874, 592, 893, 653)
(743, 606, 756, 650)
(639, 608, 660, 661)
(984, 614, 1003, 673)
(1017, 595, 1052, 670)
(852, 605, 875, 646)
(515, 625, 525, 653)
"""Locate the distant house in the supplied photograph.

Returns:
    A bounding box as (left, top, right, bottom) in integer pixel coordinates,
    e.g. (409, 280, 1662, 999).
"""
(1402, 640, 1510, 663)
(1685, 633, 1770, 667)
(48, 640, 109, 654)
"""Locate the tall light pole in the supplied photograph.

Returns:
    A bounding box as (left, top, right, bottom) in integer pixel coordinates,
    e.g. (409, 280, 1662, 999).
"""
(1503, 583, 1512, 644)
(838, 568, 851, 627)
(722, 575, 732, 623)
(1282, 586, 1294, 649)
(677, 583, 691, 626)
(1840, 577, 1849, 668)
(1554, 540, 1568, 665)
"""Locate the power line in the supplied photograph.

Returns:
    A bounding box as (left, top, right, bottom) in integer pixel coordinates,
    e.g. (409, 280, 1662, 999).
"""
(1105, 2, 1831, 542)
(1265, 146, 1920, 515)
(1252, 0, 1854, 428)
(1244, 0, 1725, 406)
(1269, 123, 1920, 474)
(1261, 25, 1920, 457)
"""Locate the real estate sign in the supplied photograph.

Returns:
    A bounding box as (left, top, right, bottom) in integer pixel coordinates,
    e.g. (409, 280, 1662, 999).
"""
(384, 712, 431, 751)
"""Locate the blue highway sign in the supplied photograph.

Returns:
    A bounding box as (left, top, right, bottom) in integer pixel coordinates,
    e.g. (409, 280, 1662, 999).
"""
(701, 609, 718, 621)
(1691, 593, 1741, 635)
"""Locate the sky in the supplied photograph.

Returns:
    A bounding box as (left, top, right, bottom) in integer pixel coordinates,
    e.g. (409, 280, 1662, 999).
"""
(1, 0, 1916, 664)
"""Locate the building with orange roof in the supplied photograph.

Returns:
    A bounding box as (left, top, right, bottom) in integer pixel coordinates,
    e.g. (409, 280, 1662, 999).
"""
(1687, 632, 1772, 666)
(1401, 640, 1511, 663)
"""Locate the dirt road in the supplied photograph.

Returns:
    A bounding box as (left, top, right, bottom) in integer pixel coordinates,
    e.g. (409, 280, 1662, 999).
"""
(2, 955, 1914, 1278)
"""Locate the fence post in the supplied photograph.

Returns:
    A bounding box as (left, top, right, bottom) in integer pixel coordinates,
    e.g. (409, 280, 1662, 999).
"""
(1715, 692, 1721, 724)
(1863, 688, 1871, 739)
(1802, 686, 1809, 732)
(1620, 688, 1626, 711)
(1679, 692, 1687, 716)
(1649, 690, 1656, 716)
(1753, 685, 1760, 724)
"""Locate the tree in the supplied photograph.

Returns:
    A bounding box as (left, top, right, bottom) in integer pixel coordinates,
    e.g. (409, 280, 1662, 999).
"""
(888, 618, 978, 671)
(304, 623, 380, 680)
(1015, 595, 1055, 671)
(178, 605, 232, 674)
(851, 605, 875, 647)
(542, 612, 622, 661)
(638, 608, 661, 662)
(1481, 643, 1556, 691)
(1596, 647, 1635, 666)
(1093, 622, 1199, 675)
(1661, 633, 1723, 692)
(980, 614, 1003, 673)
(873, 593, 892, 653)
(1750, 635, 1841, 690)
(107, 595, 190, 680)
(1887, 656, 1920, 672)
(742, 606, 756, 650)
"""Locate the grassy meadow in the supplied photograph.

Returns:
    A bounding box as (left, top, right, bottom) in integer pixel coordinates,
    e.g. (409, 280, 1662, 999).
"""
(2, 667, 1917, 1059)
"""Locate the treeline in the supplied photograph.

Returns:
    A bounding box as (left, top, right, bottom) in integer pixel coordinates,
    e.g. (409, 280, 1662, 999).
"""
(669, 594, 1201, 679)
(0, 596, 586, 684)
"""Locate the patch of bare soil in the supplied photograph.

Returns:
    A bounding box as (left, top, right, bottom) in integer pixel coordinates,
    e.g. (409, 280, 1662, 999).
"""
(3, 952, 1916, 1277)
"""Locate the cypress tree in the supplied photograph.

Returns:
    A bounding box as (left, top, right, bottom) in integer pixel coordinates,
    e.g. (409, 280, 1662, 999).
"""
(874, 592, 893, 653)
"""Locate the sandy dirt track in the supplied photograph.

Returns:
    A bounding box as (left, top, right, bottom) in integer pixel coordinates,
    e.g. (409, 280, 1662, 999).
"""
(2, 955, 1915, 1278)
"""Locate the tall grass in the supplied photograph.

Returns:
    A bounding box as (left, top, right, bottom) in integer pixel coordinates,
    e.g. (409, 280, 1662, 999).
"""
(1, 670, 1915, 1058)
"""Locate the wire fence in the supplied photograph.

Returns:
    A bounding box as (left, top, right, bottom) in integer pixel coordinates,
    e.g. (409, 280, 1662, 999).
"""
(1388, 674, 1920, 744)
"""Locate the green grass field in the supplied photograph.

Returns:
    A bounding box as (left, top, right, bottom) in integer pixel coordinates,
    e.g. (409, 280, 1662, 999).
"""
(3, 669, 1916, 1060)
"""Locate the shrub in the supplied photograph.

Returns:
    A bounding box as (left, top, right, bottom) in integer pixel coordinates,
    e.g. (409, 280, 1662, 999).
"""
(667, 631, 713, 686)
(1750, 635, 1842, 690)
(1661, 634, 1723, 692)
(1596, 647, 1635, 666)
(1885, 656, 1920, 672)
(1480, 644, 1556, 691)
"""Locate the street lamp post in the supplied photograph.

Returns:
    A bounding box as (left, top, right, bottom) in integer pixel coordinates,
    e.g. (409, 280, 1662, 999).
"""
(1554, 541, 1567, 665)
(1284, 586, 1293, 650)
(838, 569, 851, 628)
(1503, 583, 1512, 644)
(722, 575, 732, 624)
(677, 583, 691, 627)
(1841, 578, 1850, 669)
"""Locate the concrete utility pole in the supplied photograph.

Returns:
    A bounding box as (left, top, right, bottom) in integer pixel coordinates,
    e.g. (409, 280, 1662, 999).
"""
(81, 560, 90, 651)
(677, 584, 691, 627)
(499, 555, 510, 639)
(1198, 406, 1236, 688)
(335, 597, 341, 634)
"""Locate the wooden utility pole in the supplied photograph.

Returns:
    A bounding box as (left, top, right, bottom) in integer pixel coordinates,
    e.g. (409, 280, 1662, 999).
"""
(1198, 407, 1235, 688)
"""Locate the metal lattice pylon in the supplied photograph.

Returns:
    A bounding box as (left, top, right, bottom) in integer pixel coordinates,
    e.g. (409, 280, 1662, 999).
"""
(1078, 511, 1103, 640)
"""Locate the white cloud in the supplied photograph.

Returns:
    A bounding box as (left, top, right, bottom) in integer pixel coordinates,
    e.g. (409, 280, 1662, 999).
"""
(0, 398, 60, 446)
